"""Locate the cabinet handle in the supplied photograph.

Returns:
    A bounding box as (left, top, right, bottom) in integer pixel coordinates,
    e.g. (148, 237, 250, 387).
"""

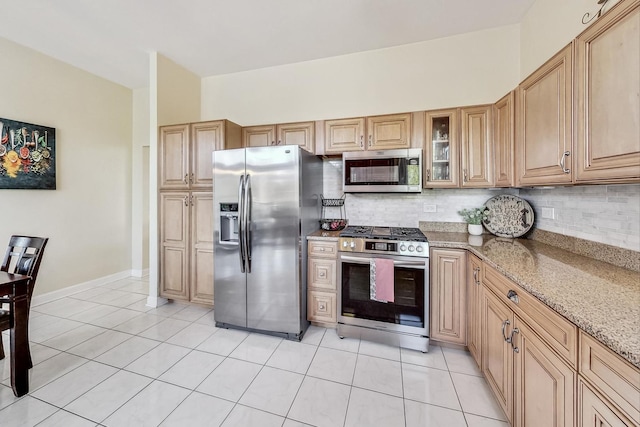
(510, 328, 520, 352)
(426, 169, 430, 181)
(507, 290, 519, 304)
(277, 140, 282, 145)
(463, 169, 468, 182)
(190, 195, 194, 206)
(560, 151, 571, 174)
(190, 173, 194, 183)
(501, 319, 511, 342)
(473, 267, 480, 285)
(360, 135, 364, 148)
(183, 196, 188, 207)
(368, 135, 372, 147)
(183, 174, 188, 184)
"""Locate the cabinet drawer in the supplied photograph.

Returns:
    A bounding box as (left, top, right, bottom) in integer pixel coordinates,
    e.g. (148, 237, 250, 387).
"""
(308, 258, 337, 291)
(483, 264, 578, 368)
(308, 290, 336, 324)
(579, 331, 640, 425)
(308, 240, 338, 259)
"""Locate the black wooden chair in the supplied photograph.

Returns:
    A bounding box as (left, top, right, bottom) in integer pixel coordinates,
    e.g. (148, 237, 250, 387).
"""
(0, 235, 48, 362)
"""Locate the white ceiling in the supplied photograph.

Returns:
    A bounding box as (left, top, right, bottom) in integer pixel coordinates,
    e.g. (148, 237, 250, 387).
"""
(0, 0, 535, 89)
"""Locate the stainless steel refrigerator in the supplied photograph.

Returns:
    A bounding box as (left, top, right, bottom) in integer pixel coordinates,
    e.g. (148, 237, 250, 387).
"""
(212, 145, 323, 340)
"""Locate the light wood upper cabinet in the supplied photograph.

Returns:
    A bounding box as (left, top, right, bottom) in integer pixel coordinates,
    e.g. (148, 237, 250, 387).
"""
(366, 113, 412, 150)
(159, 124, 190, 190)
(243, 125, 276, 147)
(243, 122, 316, 153)
(160, 120, 241, 190)
(575, 0, 640, 183)
(516, 44, 574, 186)
(191, 121, 241, 189)
(493, 91, 516, 187)
(277, 121, 315, 152)
(324, 113, 411, 154)
(324, 117, 366, 153)
(467, 253, 483, 368)
(424, 109, 459, 188)
(430, 248, 467, 345)
(460, 105, 493, 187)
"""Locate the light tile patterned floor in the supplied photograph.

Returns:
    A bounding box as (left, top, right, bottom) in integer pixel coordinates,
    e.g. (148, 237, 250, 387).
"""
(0, 277, 509, 426)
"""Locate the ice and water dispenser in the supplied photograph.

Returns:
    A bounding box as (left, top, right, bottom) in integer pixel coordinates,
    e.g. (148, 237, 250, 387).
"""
(219, 203, 239, 243)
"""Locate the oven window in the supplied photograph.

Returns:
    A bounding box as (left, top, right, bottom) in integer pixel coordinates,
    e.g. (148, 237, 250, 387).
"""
(341, 262, 425, 327)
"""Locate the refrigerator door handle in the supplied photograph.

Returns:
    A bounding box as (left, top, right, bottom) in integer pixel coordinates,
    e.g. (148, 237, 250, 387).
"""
(244, 174, 252, 273)
(238, 174, 246, 273)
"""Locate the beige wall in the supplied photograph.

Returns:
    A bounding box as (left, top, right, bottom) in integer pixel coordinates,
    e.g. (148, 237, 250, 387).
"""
(201, 25, 521, 125)
(519, 0, 621, 78)
(0, 37, 133, 296)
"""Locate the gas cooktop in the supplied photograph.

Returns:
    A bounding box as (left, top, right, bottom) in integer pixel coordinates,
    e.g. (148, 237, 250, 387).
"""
(340, 225, 428, 242)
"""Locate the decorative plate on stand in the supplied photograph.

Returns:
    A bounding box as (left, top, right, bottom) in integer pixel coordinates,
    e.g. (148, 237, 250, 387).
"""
(482, 195, 534, 238)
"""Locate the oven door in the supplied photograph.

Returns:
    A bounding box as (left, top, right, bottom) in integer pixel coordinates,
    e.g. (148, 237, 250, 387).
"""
(338, 252, 429, 336)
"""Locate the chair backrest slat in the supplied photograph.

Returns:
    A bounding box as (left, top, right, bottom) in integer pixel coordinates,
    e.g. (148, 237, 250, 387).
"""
(1, 235, 48, 304)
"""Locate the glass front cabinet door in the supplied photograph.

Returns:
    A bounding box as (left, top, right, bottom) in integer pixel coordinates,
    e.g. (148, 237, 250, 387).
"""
(425, 109, 459, 188)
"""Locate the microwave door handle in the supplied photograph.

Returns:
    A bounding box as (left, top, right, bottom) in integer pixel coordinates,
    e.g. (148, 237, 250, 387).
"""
(238, 174, 246, 273)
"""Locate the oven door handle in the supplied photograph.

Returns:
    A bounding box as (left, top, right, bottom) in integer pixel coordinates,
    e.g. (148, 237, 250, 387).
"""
(340, 255, 427, 269)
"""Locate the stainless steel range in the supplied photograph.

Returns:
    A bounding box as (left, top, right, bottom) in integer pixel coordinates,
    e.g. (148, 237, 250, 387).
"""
(337, 225, 430, 352)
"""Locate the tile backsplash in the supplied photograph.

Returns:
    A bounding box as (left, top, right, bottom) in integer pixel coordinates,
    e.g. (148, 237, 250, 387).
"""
(323, 159, 640, 251)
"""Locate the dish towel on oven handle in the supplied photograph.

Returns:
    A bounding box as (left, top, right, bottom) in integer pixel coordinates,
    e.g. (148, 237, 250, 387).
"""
(370, 258, 395, 303)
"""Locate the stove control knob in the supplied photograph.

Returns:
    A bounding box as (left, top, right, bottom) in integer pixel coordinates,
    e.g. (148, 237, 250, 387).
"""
(416, 246, 424, 253)
(408, 245, 415, 252)
(350, 241, 356, 248)
(342, 241, 348, 248)
(400, 244, 407, 251)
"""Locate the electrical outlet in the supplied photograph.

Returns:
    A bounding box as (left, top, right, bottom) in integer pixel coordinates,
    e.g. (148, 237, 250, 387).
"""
(423, 204, 437, 213)
(541, 207, 555, 219)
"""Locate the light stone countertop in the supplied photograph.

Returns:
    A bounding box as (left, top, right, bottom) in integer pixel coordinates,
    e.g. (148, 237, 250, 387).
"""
(305, 228, 640, 367)
(425, 231, 640, 368)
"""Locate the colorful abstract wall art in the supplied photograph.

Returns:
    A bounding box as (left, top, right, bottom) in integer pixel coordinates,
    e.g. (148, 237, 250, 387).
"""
(0, 117, 56, 190)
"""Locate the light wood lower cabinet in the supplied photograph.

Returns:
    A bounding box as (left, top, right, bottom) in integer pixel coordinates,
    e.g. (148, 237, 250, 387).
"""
(430, 248, 467, 345)
(482, 286, 514, 423)
(512, 316, 575, 427)
(159, 192, 214, 305)
(481, 262, 578, 426)
(307, 240, 338, 327)
(578, 378, 635, 427)
(467, 253, 482, 367)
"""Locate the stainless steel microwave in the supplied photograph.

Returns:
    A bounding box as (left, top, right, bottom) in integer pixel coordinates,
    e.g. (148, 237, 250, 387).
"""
(343, 148, 422, 193)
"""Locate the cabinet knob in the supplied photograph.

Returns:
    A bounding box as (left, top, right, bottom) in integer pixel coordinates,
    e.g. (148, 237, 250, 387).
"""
(426, 169, 430, 181)
(507, 289, 519, 304)
(463, 169, 468, 182)
(368, 135, 372, 147)
(360, 135, 364, 148)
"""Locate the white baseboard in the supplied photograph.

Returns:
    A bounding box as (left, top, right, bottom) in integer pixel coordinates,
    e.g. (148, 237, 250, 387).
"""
(131, 268, 150, 278)
(31, 270, 133, 307)
(146, 295, 168, 308)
